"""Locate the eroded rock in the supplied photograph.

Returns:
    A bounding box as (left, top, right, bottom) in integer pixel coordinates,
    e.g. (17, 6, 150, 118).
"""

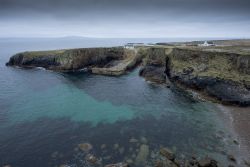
(104, 162, 129, 167)
(78, 143, 93, 152)
(85, 154, 99, 164)
(227, 154, 236, 162)
(160, 148, 175, 161)
(135, 144, 149, 165)
(198, 157, 218, 167)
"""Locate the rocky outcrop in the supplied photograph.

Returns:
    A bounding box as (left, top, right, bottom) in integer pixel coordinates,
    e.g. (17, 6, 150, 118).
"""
(140, 47, 250, 106)
(6, 45, 250, 105)
(139, 47, 169, 84)
(91, 49, 144, 76)
(135, 144, 149, 165)
(172, 75, 250, 106)
(104, 163, 129, 167)
(156, 147, 218, 167)
(139, 65, 166, 83)
(6, 47, 142, 75)
(167, 48, 250, 106)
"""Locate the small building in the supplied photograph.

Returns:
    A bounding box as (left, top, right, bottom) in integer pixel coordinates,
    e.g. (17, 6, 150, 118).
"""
(199, 41, 215, 47)
(124, 43, 144, 49)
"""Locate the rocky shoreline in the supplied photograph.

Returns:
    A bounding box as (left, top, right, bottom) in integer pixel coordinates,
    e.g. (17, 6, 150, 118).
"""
(56, 142, 240, 167)
(6, 47, 142, 75)
(6, 45, 250, 106)
(4, 43, 250, 166)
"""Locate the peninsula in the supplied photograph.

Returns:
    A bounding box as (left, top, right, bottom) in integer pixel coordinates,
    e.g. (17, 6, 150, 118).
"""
(6, 39, 250, 106)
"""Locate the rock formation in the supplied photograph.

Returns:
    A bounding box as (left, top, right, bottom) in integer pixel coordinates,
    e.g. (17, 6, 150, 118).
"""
(140, 47, 250, 106)
(6, 45, 250, 106)
(6, 47, 142, 75)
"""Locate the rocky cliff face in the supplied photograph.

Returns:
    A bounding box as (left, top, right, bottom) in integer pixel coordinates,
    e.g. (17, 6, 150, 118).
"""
(6, 47, 142, 75)
(6, 47, 125, 71)
(139, 47, 168, 84)
(6, 45, 250, 106)
(140, 47, 250, 106)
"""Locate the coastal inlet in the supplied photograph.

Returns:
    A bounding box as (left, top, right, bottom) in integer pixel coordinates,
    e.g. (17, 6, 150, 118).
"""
(1, 39, 249, 167)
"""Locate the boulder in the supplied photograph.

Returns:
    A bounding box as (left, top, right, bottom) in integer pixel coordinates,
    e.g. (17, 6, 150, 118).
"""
(135, 144, 149, 165)
(85, 154, 99, 164)
(198, 157, 218, 167)
(78, 143, 93, 152)
(129, 138, 138, 143)
(104, 162, 129, 167)
(155, 159, 179, 167)
(160, 148, 175, 161)
(227, 155, 236, 162)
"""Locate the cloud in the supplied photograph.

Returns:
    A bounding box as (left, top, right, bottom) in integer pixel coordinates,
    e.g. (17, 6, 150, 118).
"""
(0, 0, 250, 37)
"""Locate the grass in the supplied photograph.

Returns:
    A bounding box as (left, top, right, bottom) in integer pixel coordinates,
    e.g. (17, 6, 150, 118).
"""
(169, 48, 250, 83)
(22, 50, 66, 58)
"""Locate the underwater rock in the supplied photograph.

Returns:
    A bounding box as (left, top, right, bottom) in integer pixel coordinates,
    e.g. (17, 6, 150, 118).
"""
(135, 144, 149, 165)
(129, 138, 138, 143)
(113, 143, 119, 150)
(155, 159, 179, 167)
(244, 159, 250, 167)
(51, 151, 59, 159)
(155, 159, 163, 167)
(233, 140, 239, 145)
(198, 157, 218, 167)
(227, 154, 236, 162)
(140, 136, 148, 144)
(101, 144, 107, 149)
(103, 156, 112, 160)
(74, 147, 79, 152)
(119, 147, 125, 154)
(132, 153, 136, 159)
(150, 151, 157, 159)
(78, 143, 93, 152)
(104, 162, 129, 167)
(126, 159, 133, 164)
(160, 148, 175, 161)
(59, 165, 70, 167)
(85, 154, 99, 164)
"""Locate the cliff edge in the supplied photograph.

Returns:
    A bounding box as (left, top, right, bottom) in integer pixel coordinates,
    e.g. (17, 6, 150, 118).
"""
(140, 46, 250, 106)
(6, 45, 250, 106)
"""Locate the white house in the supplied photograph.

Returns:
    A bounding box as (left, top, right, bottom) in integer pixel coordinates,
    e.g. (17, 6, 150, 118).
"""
(199, 41, 215, 47)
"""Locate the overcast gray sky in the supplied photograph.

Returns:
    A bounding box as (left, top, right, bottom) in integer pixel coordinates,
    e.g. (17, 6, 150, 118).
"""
(0, 0, 250, 38)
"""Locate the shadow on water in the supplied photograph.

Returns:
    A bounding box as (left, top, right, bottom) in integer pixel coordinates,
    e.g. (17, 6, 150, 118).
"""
(0, 38, 243, 167)
(0, 69, 240, 167)
(0, 114, 232, 167)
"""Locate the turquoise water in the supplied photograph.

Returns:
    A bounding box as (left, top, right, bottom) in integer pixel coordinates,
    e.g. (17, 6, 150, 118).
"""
(0, 38, 240, 167)
(8, 82, 134, 125)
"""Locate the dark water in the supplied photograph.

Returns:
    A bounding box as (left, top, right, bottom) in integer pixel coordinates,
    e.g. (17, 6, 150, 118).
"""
(0, 38, 241, 167)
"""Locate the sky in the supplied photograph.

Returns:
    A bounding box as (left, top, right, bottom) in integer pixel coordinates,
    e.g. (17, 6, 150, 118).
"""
(0, 0, 250, 38)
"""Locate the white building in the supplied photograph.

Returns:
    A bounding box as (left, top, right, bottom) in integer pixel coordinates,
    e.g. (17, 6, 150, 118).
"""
(199, 41, 215, 47)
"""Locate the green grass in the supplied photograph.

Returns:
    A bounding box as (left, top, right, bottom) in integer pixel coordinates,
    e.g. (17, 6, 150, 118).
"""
(22, 50, 66, 58)
(169, 48, 250, 83)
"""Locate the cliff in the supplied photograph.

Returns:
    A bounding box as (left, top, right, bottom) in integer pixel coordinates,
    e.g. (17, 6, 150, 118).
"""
(6, 45, 250, 106)
(6, 47, 142, 75)
(140, 46, 250, 106)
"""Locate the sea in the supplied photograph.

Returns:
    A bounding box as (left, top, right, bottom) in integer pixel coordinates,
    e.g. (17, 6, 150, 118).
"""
(0, 37, 244, 167)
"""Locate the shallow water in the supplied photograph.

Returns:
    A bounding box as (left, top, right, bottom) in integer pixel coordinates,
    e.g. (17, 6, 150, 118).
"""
(0, 38, 241, 167)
